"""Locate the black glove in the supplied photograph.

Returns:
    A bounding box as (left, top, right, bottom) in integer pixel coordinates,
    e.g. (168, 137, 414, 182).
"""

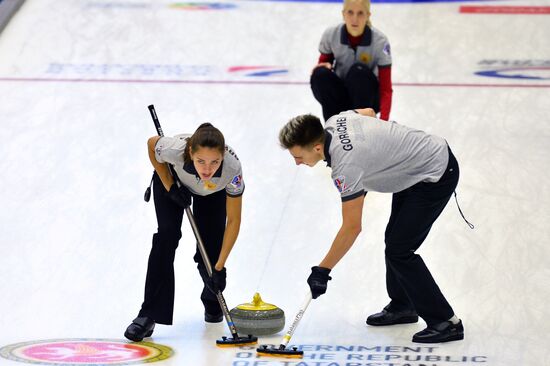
(307, 266, 332, 299)
(167, 183, 192, 208)
(199, 266, 227, 294)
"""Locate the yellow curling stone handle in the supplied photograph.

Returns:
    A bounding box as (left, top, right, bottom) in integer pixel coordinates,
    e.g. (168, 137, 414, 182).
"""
(237, 293, 279, 311)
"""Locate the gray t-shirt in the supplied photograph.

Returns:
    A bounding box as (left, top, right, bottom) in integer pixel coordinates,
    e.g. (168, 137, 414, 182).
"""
(154, 134, 244, 197)
(319, 24, 392, 80)
(325, 111, 449, 201)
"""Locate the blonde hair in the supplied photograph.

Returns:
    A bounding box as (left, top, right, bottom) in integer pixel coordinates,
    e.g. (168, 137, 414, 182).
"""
(343, 0, 372, 27)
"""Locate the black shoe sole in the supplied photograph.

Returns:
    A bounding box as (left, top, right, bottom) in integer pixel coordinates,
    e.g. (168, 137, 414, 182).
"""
(124, 329, 153, 342)
(205, 316, 223, 323)
(412, 333, 464, 343)
(367, 315, 419, 326)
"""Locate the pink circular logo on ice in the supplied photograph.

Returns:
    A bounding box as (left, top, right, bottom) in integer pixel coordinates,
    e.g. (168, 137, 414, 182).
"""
(0, 339, 173, 365)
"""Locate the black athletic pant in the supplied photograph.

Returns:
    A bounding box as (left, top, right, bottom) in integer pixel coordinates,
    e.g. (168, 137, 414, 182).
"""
(310, 63, 380, 121)
(137, 173, 226, 325)
(384, 147, 459, 327)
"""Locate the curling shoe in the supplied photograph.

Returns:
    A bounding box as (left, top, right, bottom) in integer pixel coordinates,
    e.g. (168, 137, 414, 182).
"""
(205, 311, 223, 323)
(412, 320, 464, 343)
(366, 305, 418, 326)
(124, 316, 155, 342)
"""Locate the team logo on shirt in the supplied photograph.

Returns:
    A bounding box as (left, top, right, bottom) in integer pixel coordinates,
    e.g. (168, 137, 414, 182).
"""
(359, 52, 371, 64)
(204, 180, 217, 190)
(230, 174, 242, 189)
(334, 175, 348, 193)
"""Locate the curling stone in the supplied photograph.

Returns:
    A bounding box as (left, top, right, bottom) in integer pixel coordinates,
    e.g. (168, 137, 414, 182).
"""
(230, 293, 285, 336)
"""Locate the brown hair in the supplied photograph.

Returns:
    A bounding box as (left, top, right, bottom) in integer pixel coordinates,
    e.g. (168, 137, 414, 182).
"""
(183, 123, 225, 164)
(279, 114, 325, 149)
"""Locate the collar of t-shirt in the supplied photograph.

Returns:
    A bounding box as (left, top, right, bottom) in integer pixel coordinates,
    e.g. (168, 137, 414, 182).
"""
(183, 161, 224, 178)
(323, 131, 333, 167)
(340, 24, 372, 49)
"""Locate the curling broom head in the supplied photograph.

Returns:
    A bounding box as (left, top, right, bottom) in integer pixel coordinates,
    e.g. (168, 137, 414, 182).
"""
(256, 344, 303, 358)
(216, 335, 258, 347)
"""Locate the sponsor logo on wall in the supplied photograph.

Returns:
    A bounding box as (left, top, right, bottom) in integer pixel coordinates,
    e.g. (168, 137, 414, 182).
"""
(84, 0, 495, 6)
(45, 63, 290, 80)
(460, 5, 550, 14)
(85, 1, 236, 10)
(247, 0, 495, 3)
(170, 2, 237, 10)
(475, 59, 550, 80)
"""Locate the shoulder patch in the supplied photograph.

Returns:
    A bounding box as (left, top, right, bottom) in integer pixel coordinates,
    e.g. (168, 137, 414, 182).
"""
(334, 175, 348, 193)
(230, 174, 243, 189)
(383, 43, 391, 56)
